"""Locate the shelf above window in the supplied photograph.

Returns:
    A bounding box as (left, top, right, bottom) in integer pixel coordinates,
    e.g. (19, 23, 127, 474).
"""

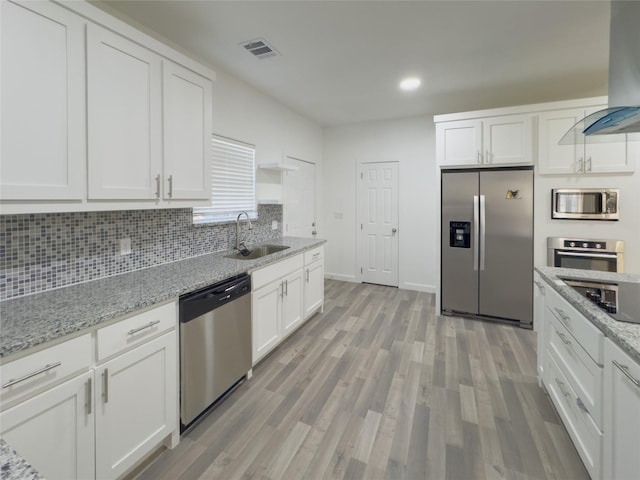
(258, 163, 299, 171)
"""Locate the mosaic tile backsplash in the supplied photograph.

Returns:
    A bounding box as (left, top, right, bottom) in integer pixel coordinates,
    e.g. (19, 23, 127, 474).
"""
(0, 205, 283, 300)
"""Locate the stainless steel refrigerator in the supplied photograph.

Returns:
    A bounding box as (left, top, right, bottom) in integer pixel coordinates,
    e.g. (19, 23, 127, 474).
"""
(441, 167, 533, 328)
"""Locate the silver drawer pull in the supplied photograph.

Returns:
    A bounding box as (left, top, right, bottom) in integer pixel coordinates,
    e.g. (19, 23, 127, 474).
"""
(312, 252, 321, 258)
(576, 397, 589, 414)
(613, 360, 640, 388)
(2, 362, 62, 389)
(555, 378, 570, 398)
(534, 280, 545, 293)
(128, 320, 161, 335)
(557, 332, 572, 346)
(554, 308, 571, 324)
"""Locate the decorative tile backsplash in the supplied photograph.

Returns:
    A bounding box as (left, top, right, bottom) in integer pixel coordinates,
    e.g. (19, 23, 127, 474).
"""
(0, 205, 282, 300)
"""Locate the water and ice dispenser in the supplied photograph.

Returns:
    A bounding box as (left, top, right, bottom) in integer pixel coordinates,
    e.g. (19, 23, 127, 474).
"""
(449, 221, 470, 248)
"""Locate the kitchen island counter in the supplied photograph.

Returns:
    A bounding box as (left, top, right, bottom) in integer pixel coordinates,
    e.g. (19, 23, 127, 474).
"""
(536, 266, 640, 364)
(0, 237, 326, 360)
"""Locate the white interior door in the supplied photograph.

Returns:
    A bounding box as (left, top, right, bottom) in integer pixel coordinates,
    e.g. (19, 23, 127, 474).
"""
(283, 157, 316, 237)
(359, 162, 399, 287)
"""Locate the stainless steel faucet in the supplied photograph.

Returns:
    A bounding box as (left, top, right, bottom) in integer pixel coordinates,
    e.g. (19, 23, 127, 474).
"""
(236, 211, 253, 250)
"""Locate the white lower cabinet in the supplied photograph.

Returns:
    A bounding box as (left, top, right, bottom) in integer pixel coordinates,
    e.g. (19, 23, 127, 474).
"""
(0, 302, 179, 480)
(94, 331, 177, 479)
(603, 339, 640, 480)
(0, 371, 95, 480)
(251, 254, 304, 364)
(304, 247, 325, 319)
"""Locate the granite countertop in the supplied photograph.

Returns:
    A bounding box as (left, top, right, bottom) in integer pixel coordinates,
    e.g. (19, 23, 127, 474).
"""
(0, 440, 42, 480)
(0, 237, 326, 360)
(536, 266, 640, 364)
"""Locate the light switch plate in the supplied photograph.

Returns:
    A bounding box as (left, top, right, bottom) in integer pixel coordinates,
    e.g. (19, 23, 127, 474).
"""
(119, 238, 132, 256)
(271, 220, 278, 230)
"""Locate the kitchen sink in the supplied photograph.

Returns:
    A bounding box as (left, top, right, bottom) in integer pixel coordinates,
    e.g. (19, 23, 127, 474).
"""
(225, 245, 290, 260)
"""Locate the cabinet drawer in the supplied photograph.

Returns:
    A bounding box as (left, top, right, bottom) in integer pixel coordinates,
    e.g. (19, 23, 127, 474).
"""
(1, 334, 92, 408)
(547, 310, 603, 428)
(304, 246, 324, 265)
(97, 302, 176, 361)
(545, 285, 603, 364)
(546, 351, 602, 480)
(252, 254, 303, 290)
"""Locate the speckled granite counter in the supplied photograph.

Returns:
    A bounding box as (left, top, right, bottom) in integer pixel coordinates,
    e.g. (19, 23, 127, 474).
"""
(0, 237, 326, 360)
(0, 440, 42, 480)
(536, 266, 640, 364)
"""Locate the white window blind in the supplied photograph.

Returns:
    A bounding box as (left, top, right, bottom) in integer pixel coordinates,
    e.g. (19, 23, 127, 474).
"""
(193, 135, 256, 224)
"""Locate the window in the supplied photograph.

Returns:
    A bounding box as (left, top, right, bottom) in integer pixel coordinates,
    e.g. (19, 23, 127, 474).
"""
(193, 135, 256, 224)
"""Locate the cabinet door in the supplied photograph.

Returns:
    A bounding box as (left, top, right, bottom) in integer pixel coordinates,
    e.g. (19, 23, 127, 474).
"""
(533, 274, 546, 381)
(483, 114, 533, 165)
(584, 107, 635, 174)
(162, 60, 212, 200)
(281, 269, 304, 336)
(436, 120, 482, 166)
(304, 261, 324, 319)
(603, 339, 640, 480)
(87, 24, 162, 200)
(252, 282, 282, 364)
(0, 0, 84, 200)
(95, 331, 177, 480)
(0, 372, 94, 480)
(537, 108, 585, 174)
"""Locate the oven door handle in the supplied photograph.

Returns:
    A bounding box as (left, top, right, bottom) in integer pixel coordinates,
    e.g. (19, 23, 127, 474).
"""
(556, 251, 617, 260)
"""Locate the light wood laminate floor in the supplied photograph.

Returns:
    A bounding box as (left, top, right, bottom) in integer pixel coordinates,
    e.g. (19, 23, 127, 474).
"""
(137, 280, 589, 480)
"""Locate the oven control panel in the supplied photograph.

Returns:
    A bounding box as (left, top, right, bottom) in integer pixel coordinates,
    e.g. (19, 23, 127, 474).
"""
(564, 240, 605, 249)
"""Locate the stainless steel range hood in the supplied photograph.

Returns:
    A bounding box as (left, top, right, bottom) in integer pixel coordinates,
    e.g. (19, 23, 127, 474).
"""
(560, 1, 640, 143)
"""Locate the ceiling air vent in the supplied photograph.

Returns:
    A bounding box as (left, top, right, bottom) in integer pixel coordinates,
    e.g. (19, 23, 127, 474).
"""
(241, 38, 279, 59)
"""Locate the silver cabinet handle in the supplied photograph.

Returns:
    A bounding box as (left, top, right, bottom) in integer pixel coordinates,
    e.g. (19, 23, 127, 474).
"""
(577, 158, 584, 173)
(284, 279, 288, 296)
(280, 281, 284, 297)
(479, 195, 486, 271)
(2, 362, 62, 388)
(86, 377, 92, 415)
(473, 195, 479, 271)
(306, 268, 310, 283)
(477, 151, 482, 164)
(613, 360, 640, 388)
(576, 396, 589, 414)
(167, 175, 173, 198)
(103, 369, 109, 403)
(155, 174, 161, 198)
(485, 150, 491, 164)
(534, 280, 545, 294)
(557, 332, 572, 346)
(586, 157, 592, 172)
(312, 252, 321, 259)
(555, 378, 570, 398)
(128, 320, 160, 335)
(554, 307, 571, 324)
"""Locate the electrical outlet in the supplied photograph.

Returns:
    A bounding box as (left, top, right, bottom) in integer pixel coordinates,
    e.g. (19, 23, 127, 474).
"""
(271, 220, 278, 230)
(119, 238, 132, 256)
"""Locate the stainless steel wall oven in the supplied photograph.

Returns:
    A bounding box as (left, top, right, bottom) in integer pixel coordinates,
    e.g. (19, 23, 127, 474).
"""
(547, 237, 624, 273)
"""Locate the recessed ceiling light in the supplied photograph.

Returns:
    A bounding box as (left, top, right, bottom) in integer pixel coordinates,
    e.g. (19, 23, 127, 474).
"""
(399, 77, 421, 91)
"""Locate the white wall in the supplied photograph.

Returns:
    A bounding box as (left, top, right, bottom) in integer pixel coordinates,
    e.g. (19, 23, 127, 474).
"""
(534, 169, 640, 274)
(323, 116, 438, 292)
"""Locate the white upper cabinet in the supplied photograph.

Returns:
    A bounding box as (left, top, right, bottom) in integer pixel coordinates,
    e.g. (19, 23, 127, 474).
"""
(162, 60, 212, 200)
(0, 0, 215, 214)
(0, 0, 85, 200)
(436, 114, 534, 167)
(87, 24, 163, 200)
(538, 106, 636, 175)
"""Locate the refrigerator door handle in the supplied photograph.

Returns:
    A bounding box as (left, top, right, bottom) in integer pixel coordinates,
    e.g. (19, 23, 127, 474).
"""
(473, 195, 479, 271)
(480, 195, 486, 271)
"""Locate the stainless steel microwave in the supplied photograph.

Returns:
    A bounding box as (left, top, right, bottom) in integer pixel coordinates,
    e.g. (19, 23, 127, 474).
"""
(551, 188, 619, 220)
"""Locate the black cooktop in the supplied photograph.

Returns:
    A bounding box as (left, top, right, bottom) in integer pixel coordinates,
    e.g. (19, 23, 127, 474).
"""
(560, 277, 640, 325)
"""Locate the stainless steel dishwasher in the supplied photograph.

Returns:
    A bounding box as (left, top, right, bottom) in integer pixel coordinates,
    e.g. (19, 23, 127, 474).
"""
(179, 273, 251, 430)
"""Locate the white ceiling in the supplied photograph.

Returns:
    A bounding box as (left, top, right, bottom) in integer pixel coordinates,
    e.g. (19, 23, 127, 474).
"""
(100, 0, 611, 127)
